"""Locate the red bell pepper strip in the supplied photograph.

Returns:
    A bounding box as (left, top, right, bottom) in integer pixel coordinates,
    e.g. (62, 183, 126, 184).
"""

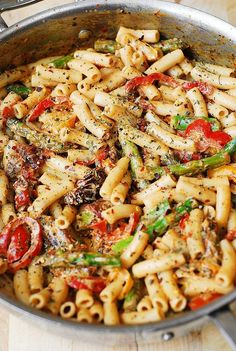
(28, 96, 69, 122)
(182, 81, 214, 95)
(68, 276, 106, 293)
(188, 293, 222, 311)
(125, 72, 214, 96)
(15, 189, 31, 210)
(125, 72, 179, 92)
(225, 230, 236, 241)
(68, 277, 90, 290)
(0, 217, 43, 272)
(7, 225, 30, 263)
(28, 98, 55, 122)
(185, 119, 231, 152)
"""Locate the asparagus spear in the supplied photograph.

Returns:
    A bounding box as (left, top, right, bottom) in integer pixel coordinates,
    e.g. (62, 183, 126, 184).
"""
(168, 151, 231, 176)
(6, 84, 32, 98)
(120, 138, 149, 189)
(142, 200, 170, 227)
(123, 280, 143, 312)
(223, 138, 236, 154)
(146, 198, 198, 237)
(6, 118, 70, 153)
(175, 198, 198, 218)
(171, 115, 221, 132)
(146, 213, 175, 237)
(153, 38, 187, 53)
(50, 55, 73, 69)
(112, 236, 134, 255)
(94, 39, 119, 54)
(120, 139, 143, 179)
(70, 252, 121, 267)
(36, 251, 121, 267)
(154, 138, 236, 177)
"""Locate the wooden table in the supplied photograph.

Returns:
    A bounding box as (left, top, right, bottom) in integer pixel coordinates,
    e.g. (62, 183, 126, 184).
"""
(0, 1, 236, 350)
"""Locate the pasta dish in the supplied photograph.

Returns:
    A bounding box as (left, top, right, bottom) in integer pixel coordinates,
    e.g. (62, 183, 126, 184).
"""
(0, 26, 236, 325)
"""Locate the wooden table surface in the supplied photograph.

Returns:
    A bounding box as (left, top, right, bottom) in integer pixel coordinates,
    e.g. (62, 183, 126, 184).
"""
(0, 1, 236, 350)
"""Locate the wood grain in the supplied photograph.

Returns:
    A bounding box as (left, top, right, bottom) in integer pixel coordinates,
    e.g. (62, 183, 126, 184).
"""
(0, 1, 236, 350)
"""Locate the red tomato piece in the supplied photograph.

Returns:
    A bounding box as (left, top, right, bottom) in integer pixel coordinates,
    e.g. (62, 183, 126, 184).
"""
(0, 217, 43, 272)
(7, 225, 30, 263)
(185, 119, 212, 138)
(185, 119, 231, 152)
(188, 293, 222, 311)
(209, 130, 231, 146)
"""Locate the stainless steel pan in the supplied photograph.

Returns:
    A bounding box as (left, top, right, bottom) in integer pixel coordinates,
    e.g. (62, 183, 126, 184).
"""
(0, 0, 236, 347)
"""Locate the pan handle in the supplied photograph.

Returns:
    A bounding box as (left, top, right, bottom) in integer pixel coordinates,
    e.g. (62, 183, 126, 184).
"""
(0, 0, 43, 32)
(210, 305, 236, 349)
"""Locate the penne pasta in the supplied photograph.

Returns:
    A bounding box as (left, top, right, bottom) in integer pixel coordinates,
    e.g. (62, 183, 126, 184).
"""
(2, 25, 236, 327)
